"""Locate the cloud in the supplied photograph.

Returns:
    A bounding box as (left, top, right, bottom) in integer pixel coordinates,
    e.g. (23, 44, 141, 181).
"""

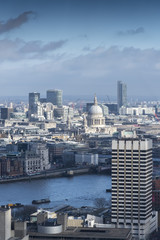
(1, 44, 160, 97)
(79, 34, 88, 39)
(82, 46, 91, 51)
(118, 27, 145, 36)
(0, 11, 35, 34)
(0, 38, 67, 61)
(20, 40, 67, 54)
(11, 45, 158, 97)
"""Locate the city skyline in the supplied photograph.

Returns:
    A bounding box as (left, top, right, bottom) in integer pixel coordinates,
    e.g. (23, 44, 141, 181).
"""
(1, 0, 160, 97)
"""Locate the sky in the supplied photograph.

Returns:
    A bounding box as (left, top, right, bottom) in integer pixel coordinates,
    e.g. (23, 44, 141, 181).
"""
(1, 0, 160, 99)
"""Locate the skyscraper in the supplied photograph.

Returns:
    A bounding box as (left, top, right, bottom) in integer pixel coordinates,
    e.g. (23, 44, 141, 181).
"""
(46, 89, 62, 107)
(117, 81, 127, 110)
(111, 137, 157, 240)
(0, 108, 13, 120)
(28, 92, 40, 118)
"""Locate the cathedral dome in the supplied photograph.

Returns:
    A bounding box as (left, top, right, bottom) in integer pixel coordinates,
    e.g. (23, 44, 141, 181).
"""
(87, 95, 105, 129)
(88, 95, 103, 116)
(89, 105, 103, 116)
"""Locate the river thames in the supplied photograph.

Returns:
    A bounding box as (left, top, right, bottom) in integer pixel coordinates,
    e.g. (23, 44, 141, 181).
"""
(0, 174, 111, 208)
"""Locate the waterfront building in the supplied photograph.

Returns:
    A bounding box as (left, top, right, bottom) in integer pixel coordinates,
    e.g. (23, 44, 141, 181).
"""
(75, 153, 98, 165)
(47, 89, 63, 107)
(35, 143, 51, 171)
(23, 143, 50, 174)
(112, 137, 158, 239)
(62, 150, 75, 167)
(24, 152, 41, 174)
(0, 157, 10, 177)
(117, 81, 127, 111)
(0, 154, 24, 177)
(48, 143, 65, 163)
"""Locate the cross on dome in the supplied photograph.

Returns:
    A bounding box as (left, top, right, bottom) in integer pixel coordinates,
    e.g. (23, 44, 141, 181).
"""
(94, 94, 98, 106)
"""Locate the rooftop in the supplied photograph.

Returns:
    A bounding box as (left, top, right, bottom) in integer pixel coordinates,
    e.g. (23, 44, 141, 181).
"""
(29, 227, 131, 240)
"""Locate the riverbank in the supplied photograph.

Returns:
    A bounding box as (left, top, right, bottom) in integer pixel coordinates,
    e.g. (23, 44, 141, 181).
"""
(0, 167, 91, 184)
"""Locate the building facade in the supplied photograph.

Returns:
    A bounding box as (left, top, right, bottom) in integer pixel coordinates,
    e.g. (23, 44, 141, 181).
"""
(112, 138, 157, 240)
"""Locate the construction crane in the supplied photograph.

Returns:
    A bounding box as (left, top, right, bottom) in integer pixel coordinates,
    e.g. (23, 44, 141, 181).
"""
(155, 113, 160, 123)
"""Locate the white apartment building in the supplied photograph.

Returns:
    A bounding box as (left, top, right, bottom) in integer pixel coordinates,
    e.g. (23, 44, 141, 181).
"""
(112, 138, 158, 240)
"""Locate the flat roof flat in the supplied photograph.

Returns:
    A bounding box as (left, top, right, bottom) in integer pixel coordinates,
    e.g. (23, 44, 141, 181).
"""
(29, 227, 131, 239)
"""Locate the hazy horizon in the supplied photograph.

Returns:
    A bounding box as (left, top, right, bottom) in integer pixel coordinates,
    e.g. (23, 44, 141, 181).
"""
(0, 94, 160, 105)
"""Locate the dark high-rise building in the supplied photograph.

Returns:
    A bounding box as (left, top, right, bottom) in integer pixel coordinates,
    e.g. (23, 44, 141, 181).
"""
(1, 108, 13, 120)
(28, 92, 40, 117)
(47, 89, 62, 107)
(105, 103, 118, 115)
(117, 81, 127, 111)
(39, 98, 47, 103)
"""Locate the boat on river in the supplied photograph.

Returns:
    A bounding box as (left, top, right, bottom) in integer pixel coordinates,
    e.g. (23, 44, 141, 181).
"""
(106, 188, 112, 192)
(32, 198, 50, 204)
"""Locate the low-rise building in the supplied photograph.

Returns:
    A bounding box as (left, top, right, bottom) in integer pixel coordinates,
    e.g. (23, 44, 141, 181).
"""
(120, 106, 155, 115)
(28, 227, 132, 240)
(75, 153, 98, 165)
(85, 214, 103, 227)
(67, 216, 84, 227)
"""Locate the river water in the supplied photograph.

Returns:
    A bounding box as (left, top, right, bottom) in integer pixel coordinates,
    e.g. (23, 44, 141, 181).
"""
(0, 174, 111, 208)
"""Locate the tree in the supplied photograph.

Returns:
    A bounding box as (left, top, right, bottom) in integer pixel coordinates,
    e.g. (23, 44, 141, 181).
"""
(12, 205, 37, 221)
(94, 198, 108, 208)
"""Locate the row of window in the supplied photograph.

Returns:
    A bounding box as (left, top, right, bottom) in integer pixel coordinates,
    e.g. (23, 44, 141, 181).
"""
(112, 149, 152, 152)
(27, 160, 41, 165)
